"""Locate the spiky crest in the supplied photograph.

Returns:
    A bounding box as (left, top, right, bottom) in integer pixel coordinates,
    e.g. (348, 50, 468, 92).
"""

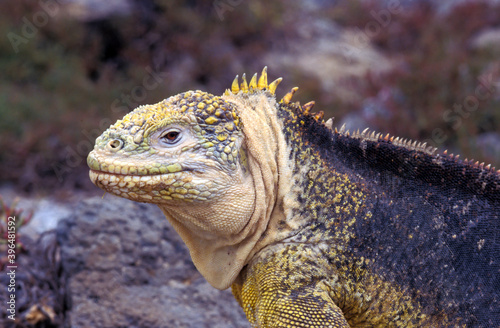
(302, 101, 315, 115)
(325, 124, 500, 172)
(224, 66, 283, 96)
(328, 124, 440, 157)
(241, 73, 249, 92)
(224, 68, 325, 122)
(224, 68, 497, 172)
(281, 87, 298, 104)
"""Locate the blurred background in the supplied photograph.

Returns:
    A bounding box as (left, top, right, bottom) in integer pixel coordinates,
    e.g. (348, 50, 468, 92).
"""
(1, 0, 500, 194)
(0, 0, 500, 327)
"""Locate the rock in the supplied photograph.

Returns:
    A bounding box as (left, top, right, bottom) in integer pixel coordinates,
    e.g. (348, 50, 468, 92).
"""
(474, 132, 500, 164)
(63, 0, 133, 21)
(0, 231, 65, 327)
(264, 16, 394, 105)
(470, 27, 500, 53)
(57, 196, 249, 328)
(432, 0, 500, 14)
(20, 199, 72, 241)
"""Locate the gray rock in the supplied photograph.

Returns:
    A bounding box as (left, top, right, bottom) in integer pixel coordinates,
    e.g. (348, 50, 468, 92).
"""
(474, 132, 500, 164)
(57, 196, 249, 328)
(470, 27, 500, 54)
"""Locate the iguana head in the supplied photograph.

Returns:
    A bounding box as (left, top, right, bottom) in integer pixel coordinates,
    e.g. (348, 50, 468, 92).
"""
(88, 68, 293, 289)
(88, 89, 246, 205)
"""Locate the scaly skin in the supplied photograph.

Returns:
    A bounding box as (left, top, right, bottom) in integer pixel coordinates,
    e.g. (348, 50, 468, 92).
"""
(88, 68, 500, 327)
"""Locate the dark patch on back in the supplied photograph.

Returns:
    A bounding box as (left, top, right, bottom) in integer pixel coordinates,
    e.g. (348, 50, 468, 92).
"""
(277, 102, 500, 326)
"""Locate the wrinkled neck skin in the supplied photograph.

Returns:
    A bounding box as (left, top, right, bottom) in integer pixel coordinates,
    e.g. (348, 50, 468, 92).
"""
(159, 92, 294, 290)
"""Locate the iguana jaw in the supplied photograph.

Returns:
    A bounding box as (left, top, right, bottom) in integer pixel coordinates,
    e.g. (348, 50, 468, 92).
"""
(89, 147, 260, 290)
(88, 169, 214, 204)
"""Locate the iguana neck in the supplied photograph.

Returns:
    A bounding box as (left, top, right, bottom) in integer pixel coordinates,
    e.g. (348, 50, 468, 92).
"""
(268, 100, 372, 246)
(206, 91, 347, 285)
(165, 91, 295, 290)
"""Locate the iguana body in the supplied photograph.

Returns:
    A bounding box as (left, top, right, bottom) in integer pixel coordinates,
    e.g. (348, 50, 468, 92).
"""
(88, 68, 500, 327)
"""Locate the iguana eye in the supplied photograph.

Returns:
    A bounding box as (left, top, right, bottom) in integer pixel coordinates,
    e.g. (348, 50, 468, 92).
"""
(160, 129, 181, 144)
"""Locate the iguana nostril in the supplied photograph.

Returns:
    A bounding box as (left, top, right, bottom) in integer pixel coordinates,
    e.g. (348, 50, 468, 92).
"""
(107, 139, 123, 151)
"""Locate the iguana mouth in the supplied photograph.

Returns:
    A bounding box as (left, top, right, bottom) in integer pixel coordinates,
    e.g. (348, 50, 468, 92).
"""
(89, 168, 213, 202)
(88, 167, 184, 177)
(89, 170, 169, 187)
(89, 169, 139, 177)
(87, 150, 185, 176)
(89, 168, 190, 187)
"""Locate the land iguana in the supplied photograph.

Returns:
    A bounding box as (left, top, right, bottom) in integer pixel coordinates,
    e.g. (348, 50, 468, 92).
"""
(87, 67, 500, 327)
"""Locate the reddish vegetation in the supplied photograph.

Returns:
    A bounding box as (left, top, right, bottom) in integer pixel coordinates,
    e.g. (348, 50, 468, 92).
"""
(0, 196, 32, 270)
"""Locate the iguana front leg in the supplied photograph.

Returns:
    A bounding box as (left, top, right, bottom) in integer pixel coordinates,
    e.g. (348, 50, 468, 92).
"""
(232, 244, 351, 328)
(232, 272, 350, 328)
